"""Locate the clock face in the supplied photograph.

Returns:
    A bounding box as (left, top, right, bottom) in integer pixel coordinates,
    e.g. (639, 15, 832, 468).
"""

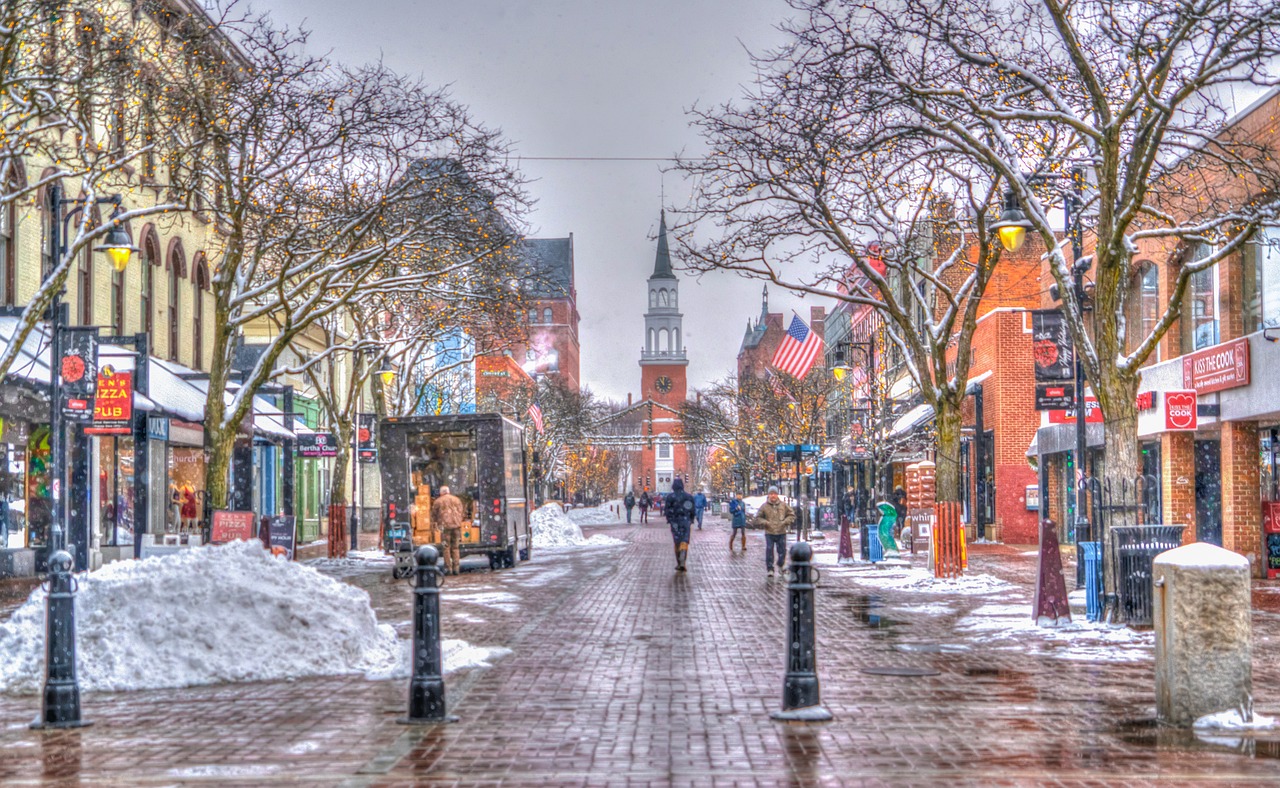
(654, 376, 673, 394)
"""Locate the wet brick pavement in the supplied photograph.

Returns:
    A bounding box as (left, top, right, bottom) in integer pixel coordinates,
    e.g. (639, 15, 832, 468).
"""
(2, 515, 1280, 785)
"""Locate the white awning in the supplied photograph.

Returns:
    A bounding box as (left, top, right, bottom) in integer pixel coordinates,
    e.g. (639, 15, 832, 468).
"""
(889, 402, 934, 439)
(888, 374, 918, 400)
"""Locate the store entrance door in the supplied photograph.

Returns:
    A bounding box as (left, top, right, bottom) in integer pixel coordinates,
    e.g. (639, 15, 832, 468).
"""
(1194, 438, 1222, 545)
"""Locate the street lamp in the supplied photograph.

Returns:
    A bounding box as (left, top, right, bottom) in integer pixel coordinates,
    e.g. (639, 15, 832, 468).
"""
(993, 171, 1093, 583)
(46, 186, 136, 563)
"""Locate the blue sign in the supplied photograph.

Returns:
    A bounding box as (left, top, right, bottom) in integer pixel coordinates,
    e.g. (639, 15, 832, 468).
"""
(776, 444, 796, 452)
(147, 416, 169, 441)
(818, 459, 833, 473)
(800, 444, 821, 453)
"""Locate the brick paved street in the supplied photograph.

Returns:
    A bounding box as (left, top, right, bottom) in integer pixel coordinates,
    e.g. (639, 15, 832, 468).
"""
(2, 515, 1280, 785)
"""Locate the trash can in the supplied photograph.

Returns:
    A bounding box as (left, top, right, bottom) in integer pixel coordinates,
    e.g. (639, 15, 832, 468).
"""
(1080, 541, 1102, 622)
(1109, 525, 1185, 626)
(859, 524, 872, 561)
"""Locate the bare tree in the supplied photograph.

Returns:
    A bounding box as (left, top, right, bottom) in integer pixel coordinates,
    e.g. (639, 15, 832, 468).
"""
(166, 11, 525, 510)
(710, 0, 1280, 506)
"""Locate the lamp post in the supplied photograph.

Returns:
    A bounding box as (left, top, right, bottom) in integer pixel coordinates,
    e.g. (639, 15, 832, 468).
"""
(992, 170, 1092, 572)
(45, 184, 137, 566)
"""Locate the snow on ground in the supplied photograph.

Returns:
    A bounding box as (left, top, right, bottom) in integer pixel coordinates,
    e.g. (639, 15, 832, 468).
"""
(445, 590, 522, 613)
(531, 503, 626, 549)
(1194, 709, 1279, 730)
(954, 601, 1154, 662)
(831, 562, 1018, 596)
(0, 541, 507, 694)
(566, 503, 624, 527)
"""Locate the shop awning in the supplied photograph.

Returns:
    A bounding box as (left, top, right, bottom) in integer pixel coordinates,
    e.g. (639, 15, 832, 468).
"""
(888, 374, 918, 400)
(889, 402, 934, 439)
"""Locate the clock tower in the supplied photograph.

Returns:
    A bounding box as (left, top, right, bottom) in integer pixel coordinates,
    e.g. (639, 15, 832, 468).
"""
(637, 211, 689, 492)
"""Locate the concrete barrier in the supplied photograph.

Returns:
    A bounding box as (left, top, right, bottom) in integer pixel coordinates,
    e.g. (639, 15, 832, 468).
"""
(1154, 542, 1252, 727)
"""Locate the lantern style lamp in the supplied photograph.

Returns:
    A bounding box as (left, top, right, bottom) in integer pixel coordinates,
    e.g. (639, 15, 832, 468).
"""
(94, 216, 138, 273)
(991, 188, 1032, 253)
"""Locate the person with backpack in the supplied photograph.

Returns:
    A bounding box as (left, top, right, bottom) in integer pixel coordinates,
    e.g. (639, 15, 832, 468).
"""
(624, 490, 636, 523)
(663, 478, 696, 572)
(638, 488, 651, 523)
(728, 492, 747, 552)
(693, 489, 708, 530)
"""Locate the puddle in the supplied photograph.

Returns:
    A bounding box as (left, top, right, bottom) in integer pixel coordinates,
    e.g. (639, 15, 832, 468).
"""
(1114, 718, 1280, 759)
(962, 666, 1024, 679)
(839, 593, 912, 631)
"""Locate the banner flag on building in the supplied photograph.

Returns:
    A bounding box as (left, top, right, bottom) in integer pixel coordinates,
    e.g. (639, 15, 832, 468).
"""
(527, 401, 544, 433)
(771, 314, 824, 379)
(1031, 310, 1074, 381)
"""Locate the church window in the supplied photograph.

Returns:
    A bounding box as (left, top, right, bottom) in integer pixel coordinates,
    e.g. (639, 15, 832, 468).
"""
(657, 436, 671, 459)
(674, 328, 680, 352)
(659, 289, 669, 307)
(658, 327, 669, 353)
(543, 307, 553, 323)
(649, 289, 657, 308)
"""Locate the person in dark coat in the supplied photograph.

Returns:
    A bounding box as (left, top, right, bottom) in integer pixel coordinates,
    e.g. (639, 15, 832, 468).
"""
(728, 492, 747, 552)
(663, 478, 696, 572)
(693, 489, 708, 530)
(638, 489, 651, 523)
(624, 490, 636, 523)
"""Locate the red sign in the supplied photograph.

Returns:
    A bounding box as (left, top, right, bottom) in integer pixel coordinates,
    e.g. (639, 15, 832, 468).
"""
(1048, 397, 1103, 424)
(85, 367, 133, 435)
(211, 510, 257, 544)
(1263, 501, 1280, 534)
(1136, 391, 1155, 411)
(1182, 337, 1250, 394)
(1164, 390, 1198, 431)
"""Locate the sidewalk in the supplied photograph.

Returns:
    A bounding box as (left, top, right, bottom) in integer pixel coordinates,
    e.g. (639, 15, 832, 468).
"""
(0, 516, 1278, 785)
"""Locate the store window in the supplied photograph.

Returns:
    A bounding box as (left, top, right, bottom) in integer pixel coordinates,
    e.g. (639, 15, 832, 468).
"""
(1180, 244, 1218, 351)
(1244, 226, 1280, 334)
(167, 444, 205, 535)
(97, 436, 135, 547)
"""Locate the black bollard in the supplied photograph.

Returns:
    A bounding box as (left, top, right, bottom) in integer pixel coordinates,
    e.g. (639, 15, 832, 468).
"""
(399, 545, 458, 725)
(770, 542, 833, 722)
(32, 550, 90, 729)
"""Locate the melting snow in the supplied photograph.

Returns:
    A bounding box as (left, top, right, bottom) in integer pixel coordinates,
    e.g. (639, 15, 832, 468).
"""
(834, 564, 1017, 596)
(1194, 709, 1279, 731)
(566, 504, 624, 526)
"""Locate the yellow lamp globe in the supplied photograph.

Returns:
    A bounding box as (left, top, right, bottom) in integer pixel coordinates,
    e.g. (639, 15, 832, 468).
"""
(95, 225, 138, 272)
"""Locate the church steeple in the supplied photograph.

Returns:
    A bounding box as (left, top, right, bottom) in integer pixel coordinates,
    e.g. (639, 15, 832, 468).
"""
(760, 284, 769, 321)
(651, 210, 676, 280)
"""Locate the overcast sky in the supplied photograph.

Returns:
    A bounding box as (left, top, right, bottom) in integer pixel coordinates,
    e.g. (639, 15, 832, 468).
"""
(261, 0, 820, 403)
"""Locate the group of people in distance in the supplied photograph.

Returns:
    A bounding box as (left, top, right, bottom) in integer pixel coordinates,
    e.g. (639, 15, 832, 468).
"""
(625, 482, 795, 576)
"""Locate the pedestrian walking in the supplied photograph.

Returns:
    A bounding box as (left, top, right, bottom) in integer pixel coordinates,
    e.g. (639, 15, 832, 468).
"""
(693, 489, 707, 530)
(638, 488, 651, 523)
(664, 478, 696, 572)
(624, 490, 636, 523)
(754, 486, 795, 578)
(728, 492, 747, 552)
(431, 485, 465, 575)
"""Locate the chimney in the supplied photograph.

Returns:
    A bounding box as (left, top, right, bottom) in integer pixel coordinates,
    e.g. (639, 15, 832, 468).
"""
(628, 392, 633, 406)
(810, 306, 826, 340)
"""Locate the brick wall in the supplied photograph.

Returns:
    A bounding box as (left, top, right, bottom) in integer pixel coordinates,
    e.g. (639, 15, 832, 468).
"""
(1161, 432, 1196, 544)
(1221, 421, 1262, 573)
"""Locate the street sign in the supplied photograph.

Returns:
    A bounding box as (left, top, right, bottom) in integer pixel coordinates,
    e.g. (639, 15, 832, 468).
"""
(800, 444, 821, 454)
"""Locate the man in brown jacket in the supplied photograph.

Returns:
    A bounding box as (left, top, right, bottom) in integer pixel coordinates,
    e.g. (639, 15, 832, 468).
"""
(431, 485, 466, 575)
(754, 486, 795, 577)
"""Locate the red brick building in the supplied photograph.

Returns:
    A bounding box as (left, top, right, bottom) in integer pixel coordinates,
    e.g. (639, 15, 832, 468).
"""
(511, 237, 582, 391)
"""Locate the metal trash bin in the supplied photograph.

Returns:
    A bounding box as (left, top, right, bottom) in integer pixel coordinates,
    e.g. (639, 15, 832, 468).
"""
(1080, 541, 1102, 622)
(1109, 525, 1185, 626)
(859, 524, 872, 561)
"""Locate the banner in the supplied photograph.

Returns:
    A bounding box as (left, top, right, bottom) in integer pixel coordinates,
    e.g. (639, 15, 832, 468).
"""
(86, 366, 132, 435)
(358, 413, 377, 462)
(59, 328, 98, 422)
(1035, 382, 1075, 411)
(1031, 310, 1073, 382)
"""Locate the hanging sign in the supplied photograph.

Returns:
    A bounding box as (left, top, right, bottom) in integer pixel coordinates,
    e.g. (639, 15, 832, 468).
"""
(1032, 310, 1074, 381)
(59, 327, 98, 422)
(296, 432, 339, 458)
(1035, 382, 1076, 411)
(358, 413, 377, 463)
(1163, 390, 1198, 431)
(85, 366, 133, 435)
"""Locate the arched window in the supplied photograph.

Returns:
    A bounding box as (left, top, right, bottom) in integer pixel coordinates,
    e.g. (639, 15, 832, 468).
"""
(658, 289, 669, 307)
(647, 327, 655, 352)
(649, 290, 657, 308)
(0, 159, 22, 305)
(140, 226, 159, 338)
(37, 169, 57, 284)
(527, 308, 538, 324)
(193, 253, 210, 370)
(78, 227, 93, 326)
(671, 289, 677, 309)
(1127, 260, 1158, 356)
(674, 327, 681, 353)
(657, 435, 671, 460)
(658, 327, 669, 353)
(542, 307, 552, 323)
(167, 239, 186, 362)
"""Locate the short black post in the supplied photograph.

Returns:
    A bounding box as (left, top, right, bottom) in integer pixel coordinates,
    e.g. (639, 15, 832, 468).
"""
(400, 545, 457, 725)
(32, 550, 90, 729)
(771, 542, 832, 722)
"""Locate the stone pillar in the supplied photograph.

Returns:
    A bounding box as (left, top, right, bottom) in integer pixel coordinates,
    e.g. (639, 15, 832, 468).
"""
(1161, 432, 1196, 545)
(1154, 542, 1252, 727)
(1220, 421, 1261, 575)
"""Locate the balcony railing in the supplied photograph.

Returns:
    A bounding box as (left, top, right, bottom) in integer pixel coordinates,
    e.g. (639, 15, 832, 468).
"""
(640, 347, 687, 360)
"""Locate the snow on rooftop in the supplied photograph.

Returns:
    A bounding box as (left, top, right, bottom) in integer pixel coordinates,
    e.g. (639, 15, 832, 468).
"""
(1154, 541, 1250, 570)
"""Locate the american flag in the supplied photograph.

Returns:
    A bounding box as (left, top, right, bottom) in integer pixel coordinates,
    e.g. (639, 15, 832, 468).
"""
(770, 314, 824, 379)
(527, 402, 544, 433)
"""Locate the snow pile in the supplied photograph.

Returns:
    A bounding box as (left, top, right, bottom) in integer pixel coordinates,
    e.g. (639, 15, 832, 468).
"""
(531, 503, 625, 549)
(0, 541, 403, 694)
(838, 564, 1017, 596)
(1194, 708, 1278, 731)
(566, 504, 623, 527)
